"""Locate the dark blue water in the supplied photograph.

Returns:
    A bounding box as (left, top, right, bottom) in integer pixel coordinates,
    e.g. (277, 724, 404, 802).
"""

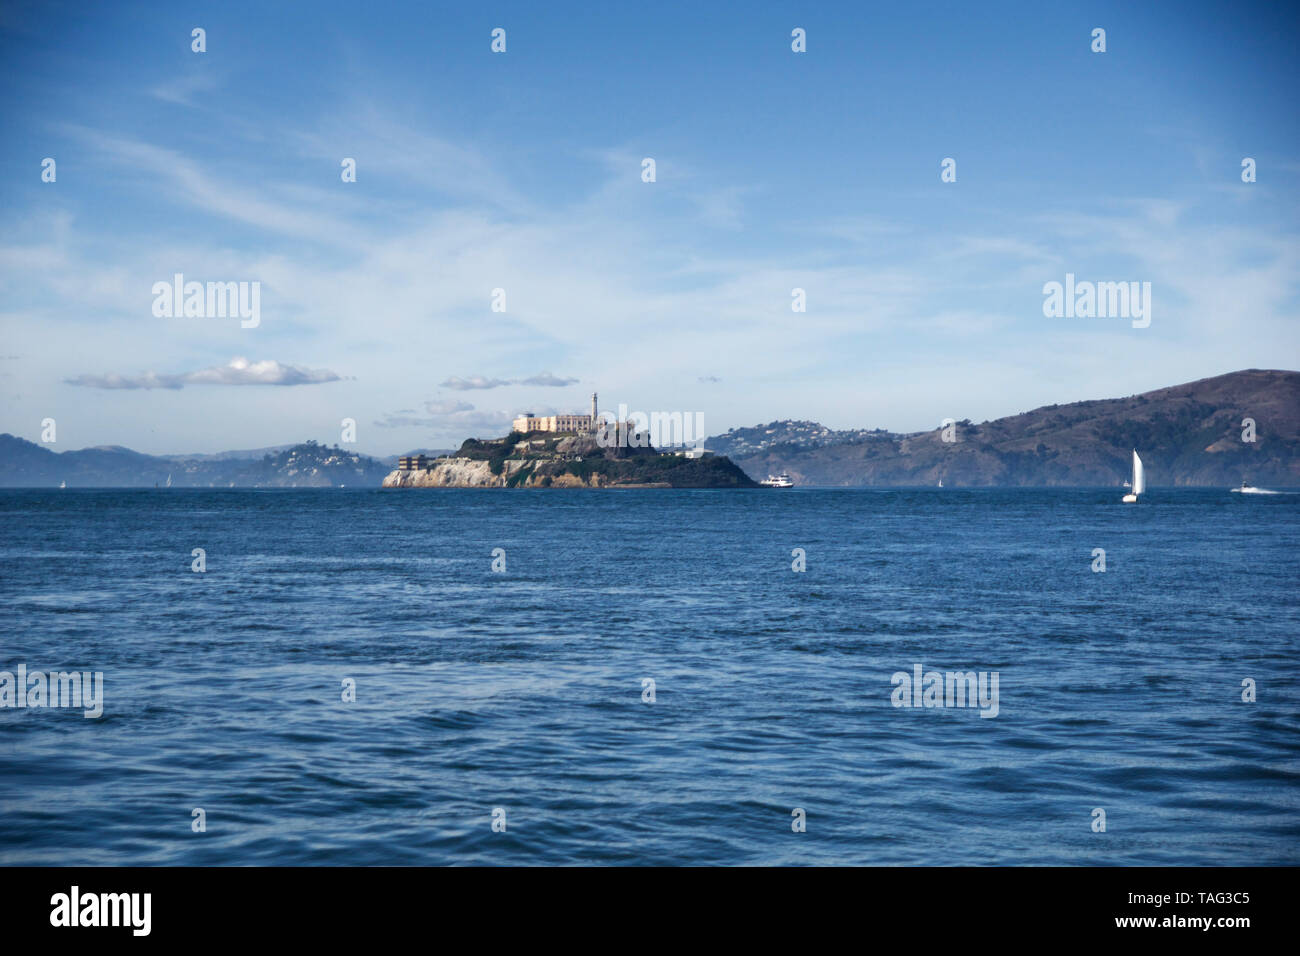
(1, 488, 1297, 865)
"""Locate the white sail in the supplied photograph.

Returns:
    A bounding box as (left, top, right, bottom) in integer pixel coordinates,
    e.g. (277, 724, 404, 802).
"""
(1132, 451, 1145, 496)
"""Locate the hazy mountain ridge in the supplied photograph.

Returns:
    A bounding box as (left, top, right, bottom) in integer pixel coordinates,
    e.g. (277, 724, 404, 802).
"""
(4, 370, 1296, 487)
(171, 444, 298, 461)
(715, 370, 1300, 487)
(0, 437, 391, 487)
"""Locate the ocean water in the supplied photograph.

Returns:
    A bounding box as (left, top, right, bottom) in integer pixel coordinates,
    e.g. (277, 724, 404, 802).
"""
(1, 487, 1296, 866)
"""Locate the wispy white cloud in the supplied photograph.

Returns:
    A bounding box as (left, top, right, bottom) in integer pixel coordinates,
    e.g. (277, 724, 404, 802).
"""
(440, 375, 513, 390)
(440, 371, 579, 390)
(518, 371, 579, 387)
(149, 72, 221, 107)
(64, 127, 356, 242)
(67, 357, 343, 390)
(373, 398, 512, 435)
(292, 105, 532, 212)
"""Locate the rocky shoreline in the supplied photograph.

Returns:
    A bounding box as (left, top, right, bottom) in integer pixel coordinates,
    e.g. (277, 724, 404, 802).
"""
(381, 457, 672, 488)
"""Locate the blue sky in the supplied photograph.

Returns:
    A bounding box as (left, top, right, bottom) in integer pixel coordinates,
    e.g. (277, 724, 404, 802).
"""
(2, 0, 1297, 454)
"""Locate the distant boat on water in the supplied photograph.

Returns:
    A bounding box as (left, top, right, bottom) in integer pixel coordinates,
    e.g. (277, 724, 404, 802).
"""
(937, 477, 943, 488)
(1231, 481, 1278, 494)
(760, 473, 794, 488)
(165, 473, 172, 488)
(1121, 450, 1144, 503)
(59, 480, 66, 489)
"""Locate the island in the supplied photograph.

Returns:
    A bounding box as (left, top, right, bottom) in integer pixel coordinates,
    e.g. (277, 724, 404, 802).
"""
(381, 430, 757, 489)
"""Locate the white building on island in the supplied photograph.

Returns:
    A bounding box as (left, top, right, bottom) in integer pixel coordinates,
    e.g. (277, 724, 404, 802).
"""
(513, 393, 599, 434)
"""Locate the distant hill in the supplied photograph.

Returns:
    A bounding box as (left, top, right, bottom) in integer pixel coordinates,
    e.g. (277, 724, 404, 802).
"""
(0, 437, 391, 487)
(710, 369, 1300, 487)
(170, 444, 298, 461)
(706, 421, 892, 459)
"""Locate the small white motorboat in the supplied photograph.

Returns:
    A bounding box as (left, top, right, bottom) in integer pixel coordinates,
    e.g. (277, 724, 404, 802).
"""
(1231, 481, 1277, 494)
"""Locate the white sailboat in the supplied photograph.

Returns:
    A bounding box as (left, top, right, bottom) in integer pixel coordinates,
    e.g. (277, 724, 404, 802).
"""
(1121, 450, 1144, 503)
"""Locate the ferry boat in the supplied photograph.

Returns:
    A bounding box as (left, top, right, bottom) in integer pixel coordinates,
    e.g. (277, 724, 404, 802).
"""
(760, 473, 794, 488)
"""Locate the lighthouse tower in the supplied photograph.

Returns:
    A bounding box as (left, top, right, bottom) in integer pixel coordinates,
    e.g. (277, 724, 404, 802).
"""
(590, 392, 598, 431)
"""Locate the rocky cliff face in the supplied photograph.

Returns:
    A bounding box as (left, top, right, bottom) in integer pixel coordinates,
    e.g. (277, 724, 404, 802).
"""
(381, 457, 668, 488)
(383, 458, 505, 487)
